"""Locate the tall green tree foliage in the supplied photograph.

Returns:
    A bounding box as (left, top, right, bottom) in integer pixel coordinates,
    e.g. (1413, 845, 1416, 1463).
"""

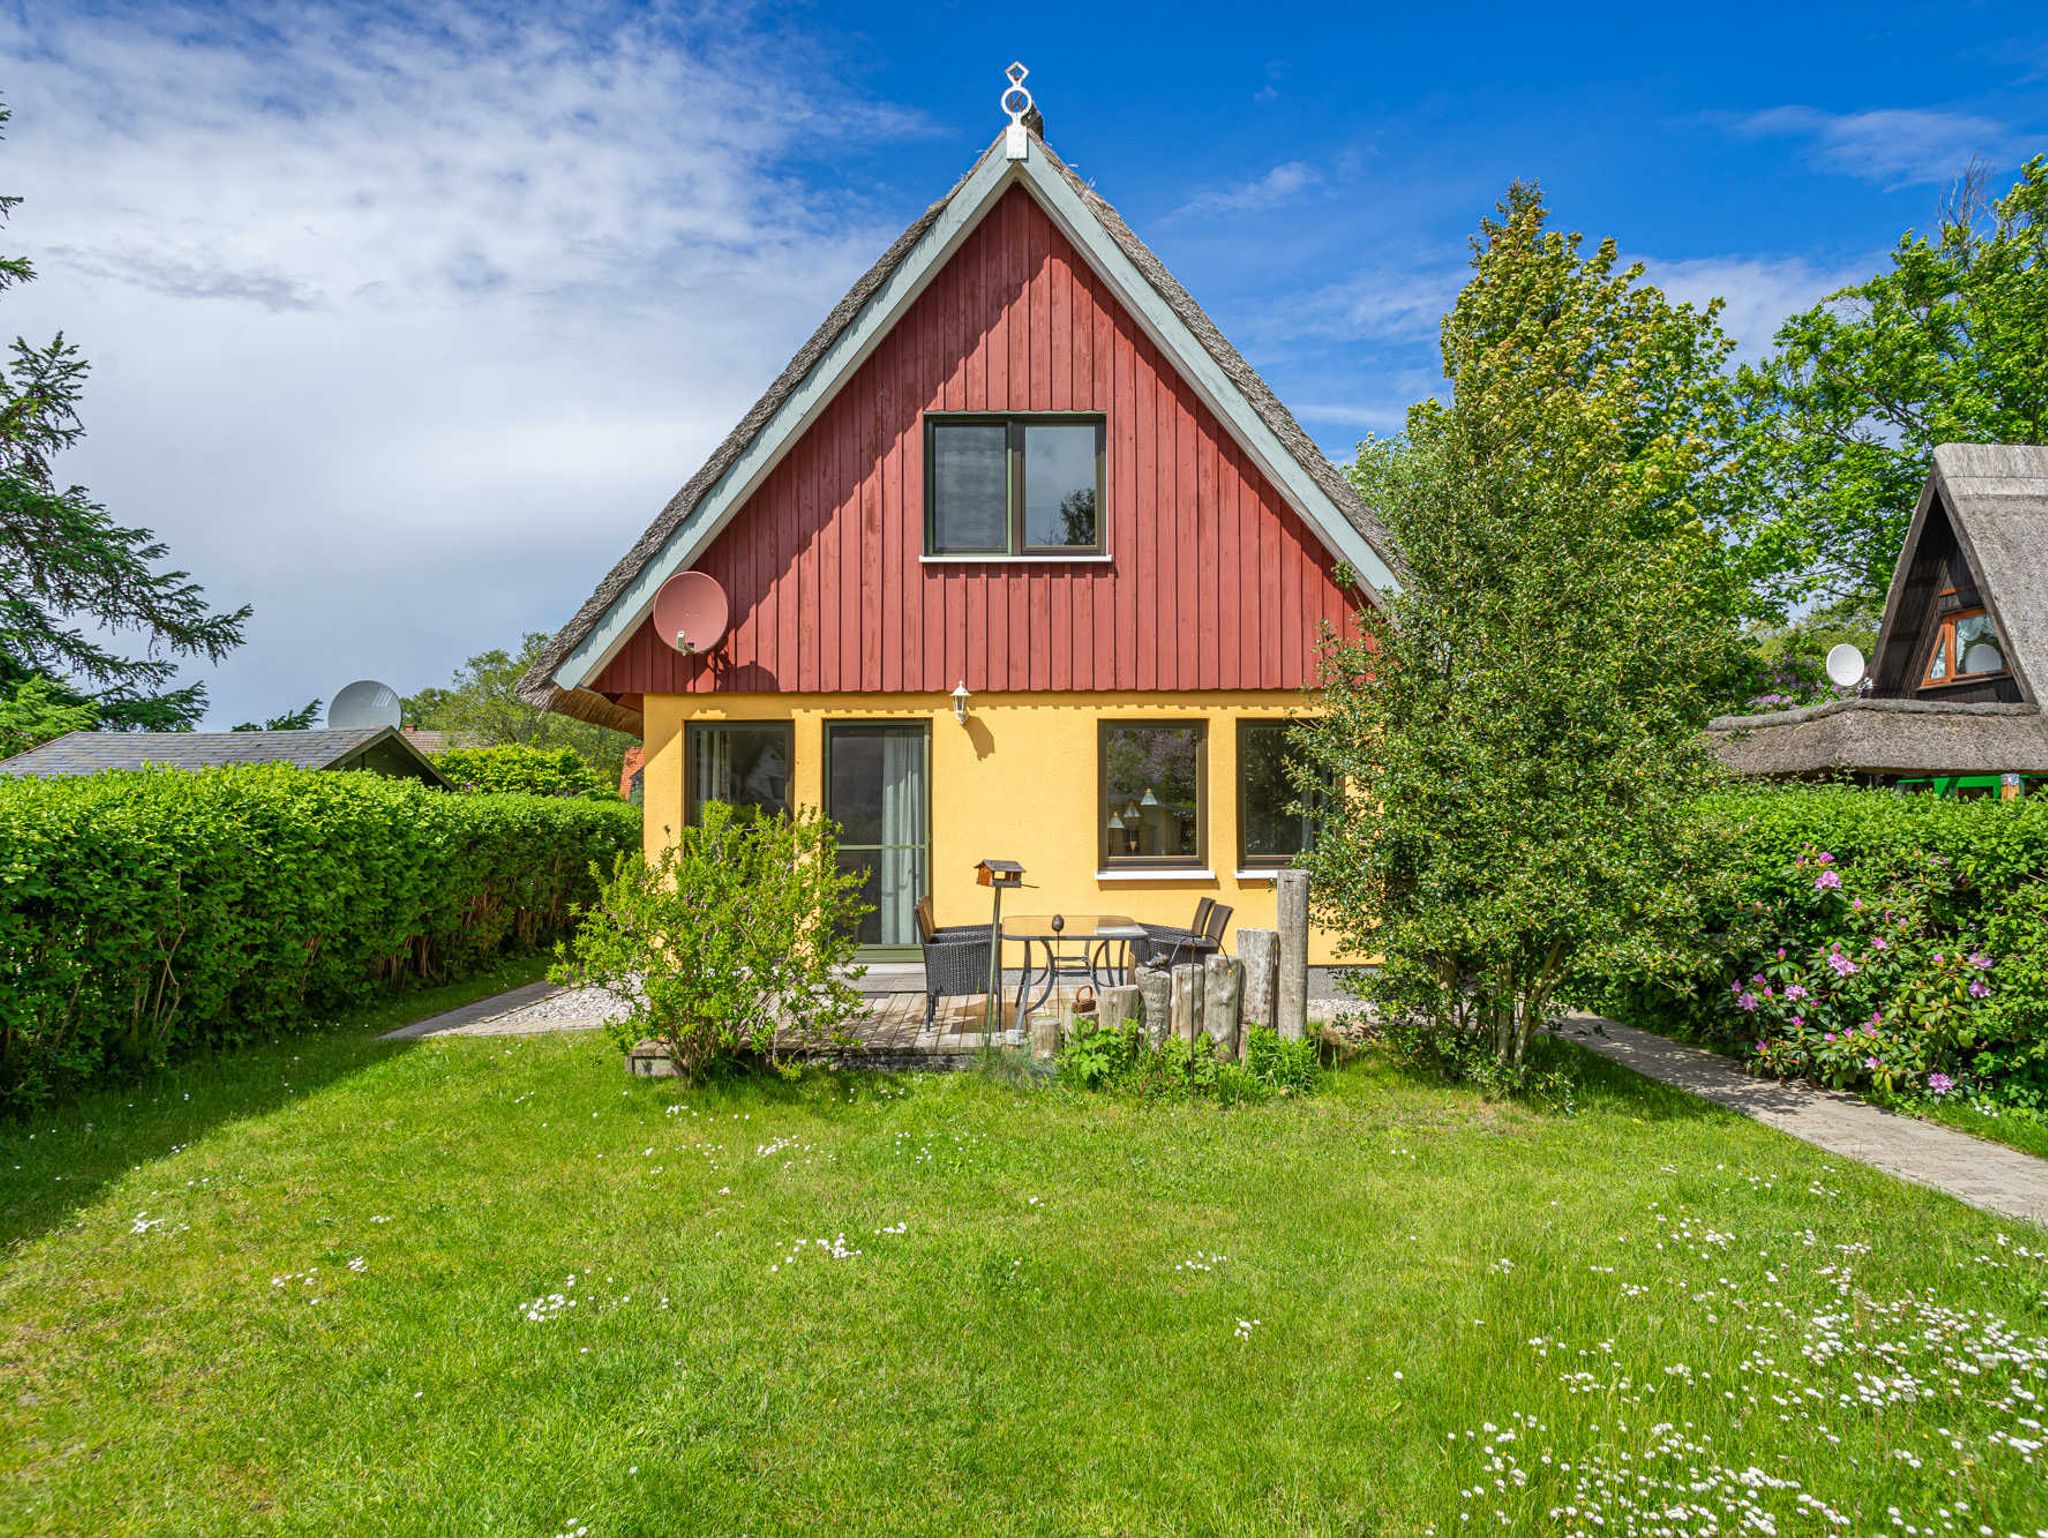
(1737, 157, 2048, 611)
(403, 632, 633, 779)
(1299, 183, 1746, 1079)
(0, 103, 248, 730)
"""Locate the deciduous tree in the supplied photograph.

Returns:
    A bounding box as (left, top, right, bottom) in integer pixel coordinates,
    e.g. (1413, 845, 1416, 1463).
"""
(1298, 182, 1745, 1081)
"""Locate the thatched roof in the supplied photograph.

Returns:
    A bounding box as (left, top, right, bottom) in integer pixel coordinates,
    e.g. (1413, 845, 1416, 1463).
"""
(1707, 697, 2048, 778)
(0, 727, 451, 786)
(517, 127, 1401, 735)
(1868, 443, 2048, 705)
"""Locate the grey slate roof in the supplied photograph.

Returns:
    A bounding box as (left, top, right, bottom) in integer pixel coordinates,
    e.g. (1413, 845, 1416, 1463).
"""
(518, 128, 1400, 734)
(0, 726, 449, 784)
(1709, 443, 2048, 780)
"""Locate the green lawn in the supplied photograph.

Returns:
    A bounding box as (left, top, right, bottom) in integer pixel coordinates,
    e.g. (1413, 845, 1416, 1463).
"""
(3, 1007, 2045, 1536)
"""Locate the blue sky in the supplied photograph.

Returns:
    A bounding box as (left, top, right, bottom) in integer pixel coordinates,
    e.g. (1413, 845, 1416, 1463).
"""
(2, 1, 2044, 725)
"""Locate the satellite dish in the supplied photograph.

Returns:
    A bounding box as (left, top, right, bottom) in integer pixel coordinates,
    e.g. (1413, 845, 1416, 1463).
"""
(1824, 643, 1867, 690)
(652, 570, 730, 656)
(328, 679, 402, 730)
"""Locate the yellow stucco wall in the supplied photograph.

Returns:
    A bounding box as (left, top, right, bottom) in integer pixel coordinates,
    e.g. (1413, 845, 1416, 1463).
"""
(642, 691, 1352, 966)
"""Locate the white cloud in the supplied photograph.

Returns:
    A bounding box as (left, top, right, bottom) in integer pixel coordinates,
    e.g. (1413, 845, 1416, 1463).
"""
(1645, 253, 1870, 354)
(1178, 160, 1321, 216)
(1241, 263, 1463, 347)
(1727, 105, 2017, 188)
(0, 3, 919, 724)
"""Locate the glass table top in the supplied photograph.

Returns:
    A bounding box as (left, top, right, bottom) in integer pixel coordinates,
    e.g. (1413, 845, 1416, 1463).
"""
(1000, 913, 1143, 940)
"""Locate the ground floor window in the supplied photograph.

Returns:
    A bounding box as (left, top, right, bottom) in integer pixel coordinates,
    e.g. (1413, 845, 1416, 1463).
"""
(687, 722, 792, 824)
(1237, 719, 1324, 869)
(825, 722, 929, 951)
(1099, 721, 1205, 868)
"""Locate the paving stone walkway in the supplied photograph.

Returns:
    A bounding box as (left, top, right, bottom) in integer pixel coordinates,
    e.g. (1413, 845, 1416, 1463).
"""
(1555, 1015, 2048, 1228)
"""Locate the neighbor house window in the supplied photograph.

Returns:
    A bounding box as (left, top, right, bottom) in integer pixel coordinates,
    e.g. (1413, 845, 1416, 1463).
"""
(686, 722, 792, 823)
(1099, 721, 1204, 868)
(1921, 608, 2007, 688)
(926, 415, 1104, 556)
(1237, 719, 1328, 869)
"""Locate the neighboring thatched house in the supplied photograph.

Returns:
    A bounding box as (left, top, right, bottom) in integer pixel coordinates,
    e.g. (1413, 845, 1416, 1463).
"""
(1709, 444, 2048, 796)
(0, 727, 450, 788)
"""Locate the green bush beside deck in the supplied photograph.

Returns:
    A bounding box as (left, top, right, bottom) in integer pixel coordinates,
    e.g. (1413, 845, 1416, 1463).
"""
(0, 766, 638, 1112)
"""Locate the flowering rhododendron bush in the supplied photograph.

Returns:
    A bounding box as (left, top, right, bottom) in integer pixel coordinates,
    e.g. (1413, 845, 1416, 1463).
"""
(1590, 785, 2048, 1106)
(0, 766, 639, 1112)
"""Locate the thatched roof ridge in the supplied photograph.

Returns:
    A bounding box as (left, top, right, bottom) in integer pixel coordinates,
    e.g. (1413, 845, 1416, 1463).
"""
(1707, 696, 2048, 778)
(517, 129, 1399, 733)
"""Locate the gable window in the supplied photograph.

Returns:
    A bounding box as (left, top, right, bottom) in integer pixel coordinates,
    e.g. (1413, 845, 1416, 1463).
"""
(1100, 721, 1204, 868)
(687, 722, 792, 824)
(926, 414, 1104, 557)
(1921, 608, 2006, 688)
(1237, 719, 1329, 870)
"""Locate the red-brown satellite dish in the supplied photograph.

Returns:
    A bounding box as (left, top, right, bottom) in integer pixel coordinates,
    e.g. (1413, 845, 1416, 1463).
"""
(652, 570, 730, 656)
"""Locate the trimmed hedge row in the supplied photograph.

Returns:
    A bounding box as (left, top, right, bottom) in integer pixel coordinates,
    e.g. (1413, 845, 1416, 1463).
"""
(0, 767, 641, 1112)
(435, 744, 619, 799)
(1588, 786, 2048, 1107)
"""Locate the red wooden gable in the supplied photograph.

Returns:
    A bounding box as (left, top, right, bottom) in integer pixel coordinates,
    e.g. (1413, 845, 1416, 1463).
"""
(592, 185, 1361, 699)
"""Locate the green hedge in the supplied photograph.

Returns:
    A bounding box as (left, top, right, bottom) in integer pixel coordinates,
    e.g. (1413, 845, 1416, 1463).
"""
(0, 767, 641, 1112)
(1588, 785, 2048, 1107)
(435, 745, 617, 799)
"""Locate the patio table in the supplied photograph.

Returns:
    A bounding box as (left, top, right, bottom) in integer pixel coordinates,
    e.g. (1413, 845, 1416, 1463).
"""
(1000, 914, 1145, 1017)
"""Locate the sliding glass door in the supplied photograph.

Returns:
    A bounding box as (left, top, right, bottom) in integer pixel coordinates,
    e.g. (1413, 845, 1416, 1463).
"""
(824, 722, 930, 955)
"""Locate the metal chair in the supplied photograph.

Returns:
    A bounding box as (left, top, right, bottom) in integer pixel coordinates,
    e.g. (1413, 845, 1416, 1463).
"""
(915, 897, 993, 1030)
(1133, 900, 1232, 972)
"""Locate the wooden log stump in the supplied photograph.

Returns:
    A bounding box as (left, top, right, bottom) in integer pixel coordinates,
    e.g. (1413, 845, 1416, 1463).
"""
(1098, 984, 1143, 1030)
(1202, 954, 1244, 1059)
(1136, 966, 1174, 1046)
(1239, 928, 1279, 1036)
(1169, 963, 1204, 1046)
(1029, 1009, 1062, 1062)
(1276, 870, 1310, 1041)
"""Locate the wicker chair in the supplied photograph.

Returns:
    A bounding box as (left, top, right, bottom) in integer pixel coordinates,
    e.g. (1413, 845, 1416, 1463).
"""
(1132, 899, 1232, 972)
(915, 898, 993, 1029)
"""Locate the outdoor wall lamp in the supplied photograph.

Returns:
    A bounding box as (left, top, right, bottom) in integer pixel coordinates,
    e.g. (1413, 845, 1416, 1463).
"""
(951, 680, 971, 726)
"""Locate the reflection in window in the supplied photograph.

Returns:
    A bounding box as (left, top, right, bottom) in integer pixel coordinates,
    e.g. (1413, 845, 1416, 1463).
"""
(1238, 720, 1326, 868)
(1921, 608, 2006, 688)
(1021, 423, 1099, 549)
(929, 422, 1010, 553)
(1101, 722, 1203, 866)
(687, 723, 792, 823)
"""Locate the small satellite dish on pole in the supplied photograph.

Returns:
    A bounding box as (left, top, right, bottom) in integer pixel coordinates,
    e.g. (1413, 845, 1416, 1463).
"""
(328, 679, 403, 730)
(652, 571, 730, 656)
(1824, 643, 1867, 690)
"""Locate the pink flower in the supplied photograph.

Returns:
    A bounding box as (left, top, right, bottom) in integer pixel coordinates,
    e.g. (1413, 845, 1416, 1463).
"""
(1934, 953, 1945, 964)
(1851, 897, 1864, 911)
(1969, 978, 1989, 998)
(1736, 991, 1760, 1012)
(1821, 1029, 1832, 1041)
(1815, 869, 1842, 891)
(1817, 852, 1836, 865)
(1968, 951, 1992, 970)
(1864, 1055, 1880, 1071)
(1872, 936, 1887, 950)
(1827, 951, 1858, 977)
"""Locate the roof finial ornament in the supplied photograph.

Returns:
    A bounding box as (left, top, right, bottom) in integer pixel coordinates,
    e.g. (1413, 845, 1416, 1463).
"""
(1001, 61, 1033, 161)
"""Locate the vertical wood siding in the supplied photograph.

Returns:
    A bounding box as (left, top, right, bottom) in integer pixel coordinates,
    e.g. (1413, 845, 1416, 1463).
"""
(593, 185, 1360, 698)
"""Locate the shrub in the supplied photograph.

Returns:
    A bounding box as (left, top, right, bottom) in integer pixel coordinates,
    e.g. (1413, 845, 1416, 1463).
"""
(1583, 785, 2048, 1108)
(436, 744, 617, 799)
(0, 766, 640, 1113)
(1055, 1022, 1323, 1103)
(554, 800, 870, 1080)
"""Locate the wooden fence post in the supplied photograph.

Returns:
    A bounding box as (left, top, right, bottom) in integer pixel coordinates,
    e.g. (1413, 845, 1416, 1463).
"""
(1136, 966, 1173, 1046)
(1276, 870, 1309, 1041)
(1239, 928, 1278, 1037)
(1098, 984, 1143, 1032)
(1170, 963, 1203, 1046)
(1202, 954, 1244, 1059)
